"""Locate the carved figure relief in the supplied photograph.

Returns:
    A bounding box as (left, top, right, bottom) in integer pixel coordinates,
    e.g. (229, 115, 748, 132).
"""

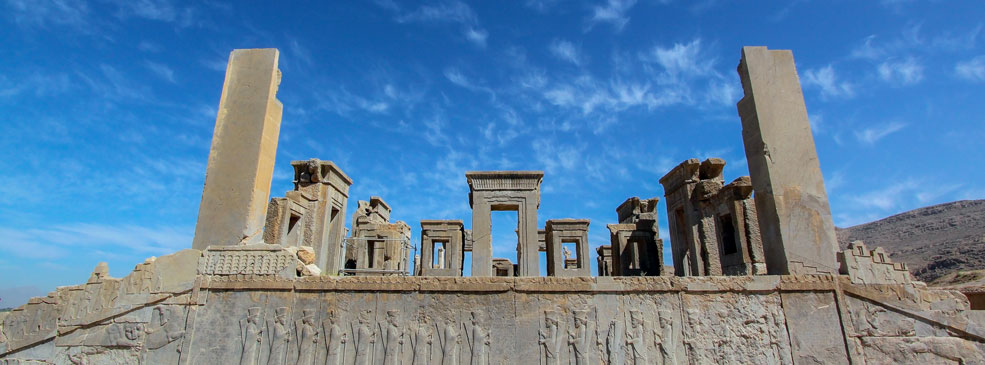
(240, 307, 264, 365)
(266, 307, 292, 365)
(382, 310, 404, 364)
(410, 313, 433, 365)
(598, 320, 621, 365)
(467, 311, 490, 365)
(625, 310, 647, 365)
(568, 310, 590, 365)
(539, 310, 561, 365)
(353, 310, 376, 365)
(107, 322, 144, 347)
(437, 319, 461, 365)
(655, 310, 674, 365)
(322, 311, 347, 365)
(146, 306, 186, 351)
(295, 309, 319, 365)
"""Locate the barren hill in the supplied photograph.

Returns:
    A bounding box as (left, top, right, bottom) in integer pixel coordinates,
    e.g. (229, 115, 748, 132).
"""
(836, 200, 985, 283)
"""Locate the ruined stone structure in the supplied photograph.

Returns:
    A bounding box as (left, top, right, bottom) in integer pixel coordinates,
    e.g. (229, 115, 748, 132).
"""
(838, 240, 913, 285)
(606, 197, 665, 276)
(660, 158, 766, 276)
(5, 46, 985, 364)
(596, 245, 613, 276)
(545, 219, 591, 277)
(737, 46, 840, 275)
(264, 159, 352, 275)
(418, 220, 466, 277)
(466, 171, 543, 277)
(345, 197, 411, 276)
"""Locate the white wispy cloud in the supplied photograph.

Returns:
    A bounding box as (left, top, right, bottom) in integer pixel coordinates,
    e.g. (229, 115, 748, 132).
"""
(877, 57, 923, 85)
(848, 179, 919, 210)
(549, 39, 583, 65)
(0, 224, 192, 260)
(137, 40, 163, 53)
(391, 0, 489, 47)
(855, 121, 906, 145)
(144, 60, 176, 83)
(4, 0, 90, 30)
(465, 27, 488, 47)
(802, 65, 855, 99)
(587, 0, 637, 32)
(956, 56, 985, 82)
(643, 39, 715, 78)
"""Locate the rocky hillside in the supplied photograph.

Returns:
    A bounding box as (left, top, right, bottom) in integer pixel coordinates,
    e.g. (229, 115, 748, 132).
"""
(836, 200, 985, 283)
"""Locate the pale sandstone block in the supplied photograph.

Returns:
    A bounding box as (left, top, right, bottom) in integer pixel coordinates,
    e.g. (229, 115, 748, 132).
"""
(737, 46, 839, 275)
(192, 48, 282, 250)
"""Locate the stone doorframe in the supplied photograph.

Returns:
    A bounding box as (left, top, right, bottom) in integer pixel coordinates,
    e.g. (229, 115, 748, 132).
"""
(419, 220, 465, 276)
(466, 171, 543, 277)
(545, 219, 591, 277)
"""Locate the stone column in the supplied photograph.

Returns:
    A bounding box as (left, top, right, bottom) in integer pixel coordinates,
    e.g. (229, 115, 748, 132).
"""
(737, 46, 839, 275)
(193, 48, 282, 250)
(518, 196, 540, 276)
(471, 201, 492, 277)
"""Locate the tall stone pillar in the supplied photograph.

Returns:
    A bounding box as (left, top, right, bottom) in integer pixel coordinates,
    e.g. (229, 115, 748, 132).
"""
(192, 49, 282, 250)
(470, 201, 493, 277)
(736, 46, 838, 275)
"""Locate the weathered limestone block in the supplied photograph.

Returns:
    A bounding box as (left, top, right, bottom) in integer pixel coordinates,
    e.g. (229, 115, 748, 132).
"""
(193, 48, 283, 250)
(736, 46, 839, 275)
(781, 292, 849, 364)
(681, 292, 793, 364)
(838, 241, 913, 285)
(492, 258, 515, 277)
(198, 244, 297, 278)
(466, 171, 543, 277)
(859, 336, 985, 364)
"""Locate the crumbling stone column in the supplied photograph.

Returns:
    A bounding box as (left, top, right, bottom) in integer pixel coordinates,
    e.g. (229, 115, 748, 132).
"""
(606, 197, 664, 276)
(737, 46, 839, 275)
(193, 48, 282, 250)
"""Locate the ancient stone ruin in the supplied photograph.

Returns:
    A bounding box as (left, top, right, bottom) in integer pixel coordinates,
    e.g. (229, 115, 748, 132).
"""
(4, 46, 985, 364)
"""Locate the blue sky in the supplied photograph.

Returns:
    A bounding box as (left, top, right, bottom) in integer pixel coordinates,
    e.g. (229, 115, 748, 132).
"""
(1, 0, 983, 307)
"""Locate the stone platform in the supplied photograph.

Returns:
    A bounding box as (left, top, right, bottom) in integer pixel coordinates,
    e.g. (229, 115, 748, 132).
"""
(3, 249, 984, 364)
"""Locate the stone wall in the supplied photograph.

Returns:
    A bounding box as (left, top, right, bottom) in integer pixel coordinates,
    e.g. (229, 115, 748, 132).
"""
(3, 251, 985, 364)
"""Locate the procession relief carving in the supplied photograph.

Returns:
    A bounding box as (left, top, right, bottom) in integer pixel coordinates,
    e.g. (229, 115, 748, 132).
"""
(295, 309, 319, 365)
(410, 314, 433, 365)
(539, 310, 562, 365)
(655, 309, 675, 365)
(240, 307, 264, 365)
(466, 311, 490, 365)
(625, 310, 648, 365)
(436, 318, 461, 365)
(322, 311, 347, 365)
(597, 320, 622, 365)
(145, 306, 186, 351)
(266, 307, 291, 365)
(353, 310, 376, 365)
(381, 310, 404, 365)
(568, 310, 590, 365)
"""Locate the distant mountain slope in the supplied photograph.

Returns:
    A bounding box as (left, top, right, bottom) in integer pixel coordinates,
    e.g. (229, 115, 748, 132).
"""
(836, 200, 985, 283)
